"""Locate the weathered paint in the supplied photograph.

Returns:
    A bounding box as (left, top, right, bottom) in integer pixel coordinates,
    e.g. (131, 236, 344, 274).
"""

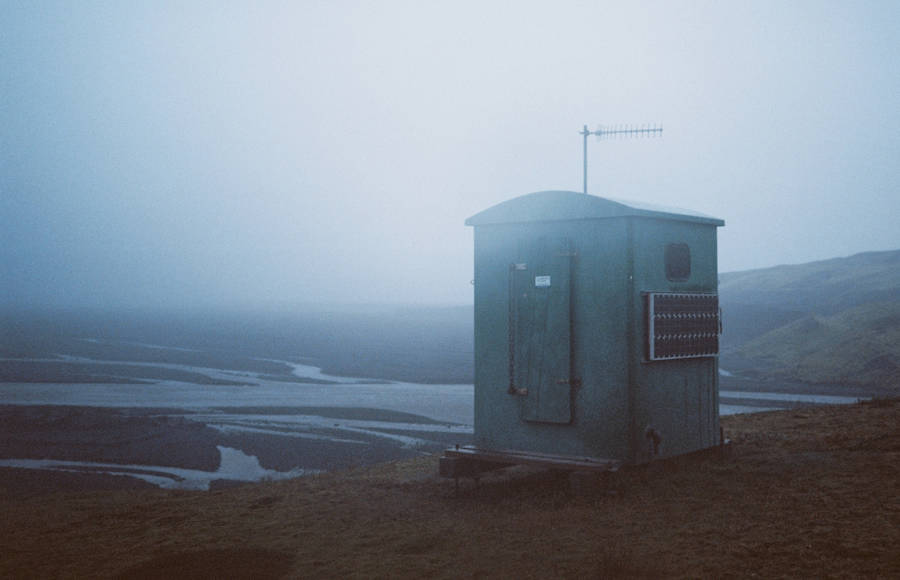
(467, 190, 724, 464)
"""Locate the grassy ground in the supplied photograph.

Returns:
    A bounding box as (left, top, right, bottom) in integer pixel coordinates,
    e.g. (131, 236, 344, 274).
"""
(1, 399, 897, 578)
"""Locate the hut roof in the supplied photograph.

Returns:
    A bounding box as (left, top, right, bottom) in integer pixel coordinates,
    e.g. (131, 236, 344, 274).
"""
(465, 190, 724, 227)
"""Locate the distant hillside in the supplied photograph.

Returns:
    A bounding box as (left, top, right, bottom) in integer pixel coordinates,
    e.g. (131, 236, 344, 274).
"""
(720, 249, 900, 390)
(734, 301, 900, 388)
(720, 250, 900, 315)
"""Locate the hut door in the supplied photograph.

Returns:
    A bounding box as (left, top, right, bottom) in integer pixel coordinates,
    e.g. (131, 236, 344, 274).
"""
(510, 237, 573, 424)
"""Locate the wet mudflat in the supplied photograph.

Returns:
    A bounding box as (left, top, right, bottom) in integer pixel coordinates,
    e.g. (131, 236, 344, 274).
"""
(0, 404, 469, 495)
(0, 344, 878, 495)
(1, 398, 897, 578)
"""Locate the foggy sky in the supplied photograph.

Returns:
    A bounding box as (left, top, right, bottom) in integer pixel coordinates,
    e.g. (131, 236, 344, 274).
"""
(3, 1, 899, 309)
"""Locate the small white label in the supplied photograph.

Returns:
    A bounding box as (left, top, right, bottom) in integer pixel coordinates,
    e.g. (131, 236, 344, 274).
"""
(535, 275, 551, 288)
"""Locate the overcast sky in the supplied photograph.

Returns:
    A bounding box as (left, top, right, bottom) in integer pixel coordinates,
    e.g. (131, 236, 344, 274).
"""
(3, 1, 898, 309)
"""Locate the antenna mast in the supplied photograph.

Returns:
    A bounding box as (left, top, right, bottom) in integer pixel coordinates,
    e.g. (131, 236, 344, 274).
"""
(581, 124, 663, 194)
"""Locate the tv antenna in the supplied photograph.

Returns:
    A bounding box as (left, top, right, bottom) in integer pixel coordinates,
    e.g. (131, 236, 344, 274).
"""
(580, 124, 663, 194)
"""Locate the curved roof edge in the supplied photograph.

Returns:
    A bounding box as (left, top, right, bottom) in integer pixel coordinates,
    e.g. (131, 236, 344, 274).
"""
(465, 190, 724, 227)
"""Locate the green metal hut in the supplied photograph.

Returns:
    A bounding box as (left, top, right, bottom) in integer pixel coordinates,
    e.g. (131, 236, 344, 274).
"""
(443, 190, 725, 475)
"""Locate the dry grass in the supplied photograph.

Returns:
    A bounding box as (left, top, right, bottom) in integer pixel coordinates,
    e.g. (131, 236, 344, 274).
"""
(2, 399, 898, 578)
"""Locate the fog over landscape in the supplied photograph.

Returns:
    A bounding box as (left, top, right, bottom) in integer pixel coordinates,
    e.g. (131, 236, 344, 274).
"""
(3, 1, 898, 309)
(2, 5, 900, 576)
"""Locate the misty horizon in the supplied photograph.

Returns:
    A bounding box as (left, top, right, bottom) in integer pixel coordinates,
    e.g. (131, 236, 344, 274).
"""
(3, 2, 898, 310)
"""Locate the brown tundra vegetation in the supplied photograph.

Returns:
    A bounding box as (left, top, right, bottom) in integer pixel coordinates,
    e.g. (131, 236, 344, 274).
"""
(1, 398, 898, 579)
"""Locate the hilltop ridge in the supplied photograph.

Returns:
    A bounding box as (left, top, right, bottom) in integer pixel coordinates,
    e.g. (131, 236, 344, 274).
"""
(720, 249, 900, 315)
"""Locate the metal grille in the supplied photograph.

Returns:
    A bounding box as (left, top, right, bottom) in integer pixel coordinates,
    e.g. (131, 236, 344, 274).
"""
(646, 293, 719, 360)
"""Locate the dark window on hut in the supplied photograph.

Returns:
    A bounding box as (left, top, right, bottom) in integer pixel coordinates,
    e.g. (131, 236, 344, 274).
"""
(665, 243, 691, 281)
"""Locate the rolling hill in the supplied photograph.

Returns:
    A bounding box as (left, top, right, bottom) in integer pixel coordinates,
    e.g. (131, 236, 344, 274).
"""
(719, 249, 900, 391)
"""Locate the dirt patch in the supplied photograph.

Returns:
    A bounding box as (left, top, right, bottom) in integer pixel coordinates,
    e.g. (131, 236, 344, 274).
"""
(0, 405, 221, 472)
(115, 549, 295, 579)
(0, 466, 156, 498)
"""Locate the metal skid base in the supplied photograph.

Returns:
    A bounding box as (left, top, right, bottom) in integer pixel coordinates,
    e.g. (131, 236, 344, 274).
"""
(439, 445, 622, 480)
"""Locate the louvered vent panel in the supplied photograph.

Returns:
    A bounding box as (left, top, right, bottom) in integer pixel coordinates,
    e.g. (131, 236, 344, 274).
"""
(646, 293, 720, 360)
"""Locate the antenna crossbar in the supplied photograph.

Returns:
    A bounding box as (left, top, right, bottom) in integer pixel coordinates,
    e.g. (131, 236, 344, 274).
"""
(592, 124, 663, 139)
